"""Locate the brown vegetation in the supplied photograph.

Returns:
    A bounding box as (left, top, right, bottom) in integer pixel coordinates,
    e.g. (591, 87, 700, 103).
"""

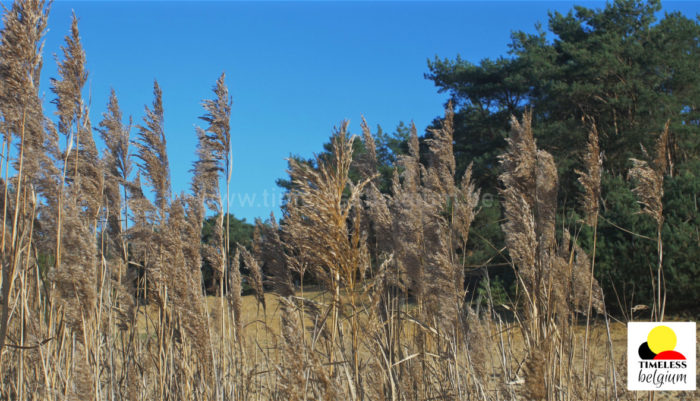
(0, 2, 685, 400)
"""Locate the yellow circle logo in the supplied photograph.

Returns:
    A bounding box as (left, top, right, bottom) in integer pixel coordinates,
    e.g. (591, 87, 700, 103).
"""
(647, 325, 677, 354)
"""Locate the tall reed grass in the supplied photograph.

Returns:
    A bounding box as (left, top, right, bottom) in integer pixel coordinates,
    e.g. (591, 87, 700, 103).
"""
(0, 2, 670, 400)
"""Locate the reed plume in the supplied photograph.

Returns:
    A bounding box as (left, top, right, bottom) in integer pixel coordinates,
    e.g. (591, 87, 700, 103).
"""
(0, 0, 48, 181)
(134, 80, 170, 217)
(255, 214, 294, 298)
(98, 89, 132, 265)
(425, 102, 456, 197)
(51, 12, 86, 140)
(454, 162, 480, 253)
(51, 14, 102, 224)
(390, 123, 424, 301)
(500, 112, 554, 329)
(576, 119, 617, 396)
(165, 195, 212, 370)
(360, 118, 394, 260)
(193, 75, 232, 377)
(576, 122, 602, 226)
(422, 105, 466, 323)
(628, 159, 665, 227)
(227, 247, 242, 336)
(239, 244, 265, 310)
(628, 120, 670, 321)
(283, 122, 373, 388)
(0, 0, 49, 356)
(131, 82, 171, 319)
(194, 134, 224, 292)
(196, 72, 232, 285)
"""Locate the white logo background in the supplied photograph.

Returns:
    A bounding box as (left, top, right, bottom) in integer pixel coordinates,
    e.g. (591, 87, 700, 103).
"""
(627, 322, 696, 391)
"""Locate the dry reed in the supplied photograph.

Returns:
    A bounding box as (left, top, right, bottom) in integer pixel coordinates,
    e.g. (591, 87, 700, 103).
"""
(0, 3, 635, 400)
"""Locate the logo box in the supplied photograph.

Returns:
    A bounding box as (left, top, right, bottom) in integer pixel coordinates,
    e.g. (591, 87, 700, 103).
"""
(627, 322, 696, 391)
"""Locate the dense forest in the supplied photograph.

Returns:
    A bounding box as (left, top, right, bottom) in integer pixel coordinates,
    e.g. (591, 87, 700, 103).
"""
(0, 0, 697, 399)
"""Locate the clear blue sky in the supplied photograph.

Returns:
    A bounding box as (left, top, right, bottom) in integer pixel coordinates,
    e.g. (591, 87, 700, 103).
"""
(38, 1, 699, 222)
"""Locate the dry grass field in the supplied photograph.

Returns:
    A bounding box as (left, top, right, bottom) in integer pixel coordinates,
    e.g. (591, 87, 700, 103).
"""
(128, 290, 697, 401)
